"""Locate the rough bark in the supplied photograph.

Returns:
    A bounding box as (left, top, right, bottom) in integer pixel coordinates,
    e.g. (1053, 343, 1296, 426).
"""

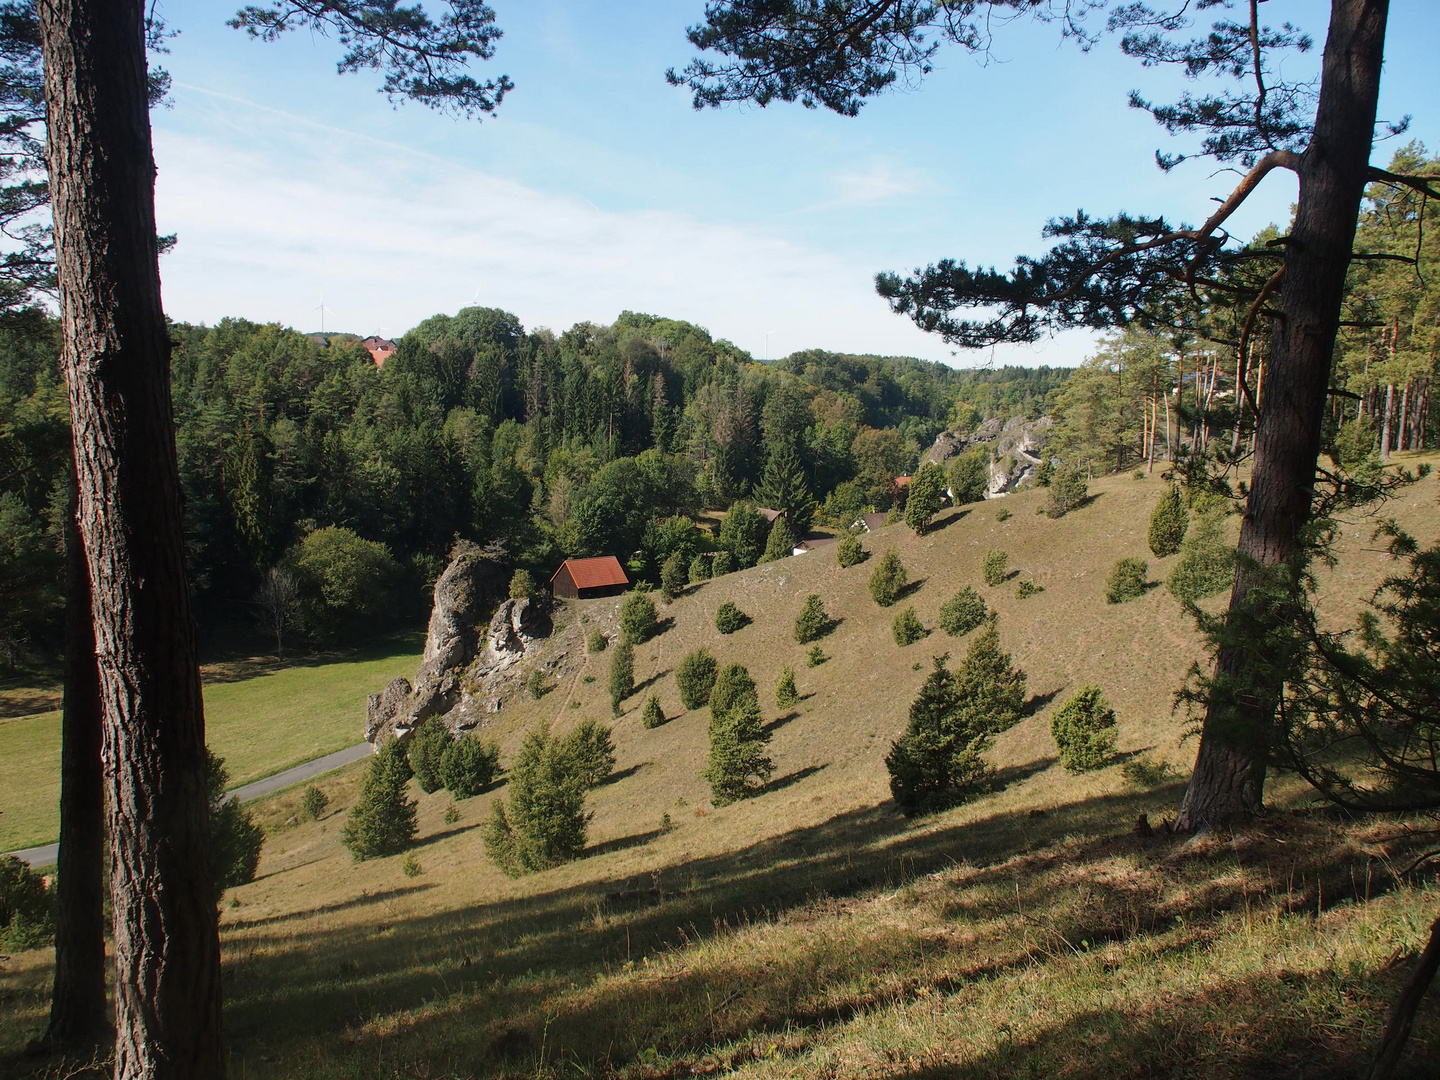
(1175, 0, 1389, 832)
(1369, 909, 1440, 1080)
(37, 0, 223, 1076)
(43, 479, 110, 1051)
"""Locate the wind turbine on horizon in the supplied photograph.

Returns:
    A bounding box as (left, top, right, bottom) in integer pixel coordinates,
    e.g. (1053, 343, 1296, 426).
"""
(314, 293, 336, 334)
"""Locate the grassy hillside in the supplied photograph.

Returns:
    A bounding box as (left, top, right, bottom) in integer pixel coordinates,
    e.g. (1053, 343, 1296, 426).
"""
(0, 635, 422, 851)
(2, 468, 1438, 1077)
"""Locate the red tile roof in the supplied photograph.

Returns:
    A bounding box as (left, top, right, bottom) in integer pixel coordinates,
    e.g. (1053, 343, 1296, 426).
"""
(551, 556, 629, 590)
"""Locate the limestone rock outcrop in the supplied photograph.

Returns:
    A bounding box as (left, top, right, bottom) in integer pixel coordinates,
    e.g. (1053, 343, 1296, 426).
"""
(918, 416, 1054, 498)
(364, 540, 559, 745)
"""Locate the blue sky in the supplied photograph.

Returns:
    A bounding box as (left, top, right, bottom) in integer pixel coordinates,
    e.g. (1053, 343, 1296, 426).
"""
(150, 1, 1439, 368)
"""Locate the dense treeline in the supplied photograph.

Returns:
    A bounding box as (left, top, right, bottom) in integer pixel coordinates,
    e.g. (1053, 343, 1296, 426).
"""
(2, 307, 1055, 662)
(1045, 145, 1440, 479)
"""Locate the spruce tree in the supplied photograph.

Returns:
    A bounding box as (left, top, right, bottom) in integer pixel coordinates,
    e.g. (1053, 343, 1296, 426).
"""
(836, 534, 866, 567)
(775, 665, 799, 708)
(676, 647, 719, 709)
(884, 655, 991, 816)
(408, 717, 454, 794)
(608, 638, 634, 715)
(619, 589, 659, 644)
(342, 740, 418, 860)
(793, 593, 830, 643)
(1050, 685, 1118, 773)
(484, 725, 589, 876)
(869, 550, 907, 606)
(981, 548, 1009, 587)
(705, 663, 773, 805)
(438, 734, 500, 798)
(904, 461, 946, 534)
(718, 502, 767, 568)
(892, 604, 925, 645)
(660, 550, 688, 600)
(758, 443, 816, 534)
(711, 550, 735, 576)
(206, 752, 264, 899)
(642, 693, 667, 729)
(559, 719, 616, 788)
(951, 618, 1028, 736)
(687, 553, 711, 584)
(759, 514, 797, 563)
(1147, 485, 1189, 558)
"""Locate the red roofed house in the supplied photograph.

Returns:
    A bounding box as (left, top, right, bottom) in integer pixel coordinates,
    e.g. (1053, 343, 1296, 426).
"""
(362, 335, 397, 368)
(549, 556, 630, 600)
(756, 507, 784, 523)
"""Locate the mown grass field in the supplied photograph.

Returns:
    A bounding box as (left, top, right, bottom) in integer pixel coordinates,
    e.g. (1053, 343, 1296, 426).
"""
(2, 466, 1438, 1078)
(0, 634, 422, 852)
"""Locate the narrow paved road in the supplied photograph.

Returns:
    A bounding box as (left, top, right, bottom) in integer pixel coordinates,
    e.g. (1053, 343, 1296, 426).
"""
(7, 741, 374, 867)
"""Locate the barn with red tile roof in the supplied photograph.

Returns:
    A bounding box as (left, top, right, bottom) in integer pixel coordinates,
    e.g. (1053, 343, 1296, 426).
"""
(549, 556, 630, 600)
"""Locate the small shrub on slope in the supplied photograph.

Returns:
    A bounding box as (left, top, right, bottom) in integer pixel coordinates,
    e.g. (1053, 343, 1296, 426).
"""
(705, 663, 773, 805)
(508, 569, 539, 600)
(587, 628, 607, 653)
(1051, 685, 1118, 773)
(793, 593, 831, 643)
(892, 604, 926, 645)
(869, 551, 907, 607)
(676, 647, 718, 709)
(642, 693, 667, 729)
(807, 644, 826, 667)
(619, 590, 659, 645)
(982, 549, 1009, 587)
(1166, 508, 1235, 604)
(939, 587, 987, 636)
(439, 734, 500, 798)
(408, 718, 453, 793)
(1016, 579, 1042, 599)
(485, 725, 589, 876)
(608, 638, 634, 715)
(711, 550, 735, 577)
(1105, 558, 1149, 604)
(301, 785, 329, 821)
(775, 665, 799, 708)
(948, 446, 991, 505)
(342, 740, 418, 861)
(208, 750, 264, 897)
(1148, 485, 1189, 557)
(715, 601, 749, 634)
(954, 618, 1028, 736)
(1046, 462, 1088, 518)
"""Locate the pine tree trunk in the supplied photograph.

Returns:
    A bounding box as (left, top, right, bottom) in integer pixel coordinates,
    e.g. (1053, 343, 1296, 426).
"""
(37, 0, 224, 1076)
(1175, 0, 1389, 833)
(1379, 382, 1395, 461)
(44, 477, 110, 1052)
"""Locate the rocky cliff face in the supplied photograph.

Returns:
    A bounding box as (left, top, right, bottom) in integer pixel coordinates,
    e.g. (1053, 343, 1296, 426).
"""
(919, 416, 1053, 498)
(365, 541, 554, 745)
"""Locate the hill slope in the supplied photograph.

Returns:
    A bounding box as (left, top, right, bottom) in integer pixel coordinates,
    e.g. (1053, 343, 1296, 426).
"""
(3, 466, 1438, 1078)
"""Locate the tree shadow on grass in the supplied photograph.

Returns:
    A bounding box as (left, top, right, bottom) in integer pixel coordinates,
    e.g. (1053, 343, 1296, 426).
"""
(764, 711, 802, 733)
(584, 828, 665, 860)
(201, 776, 1349, 1080)
(991, 756, 1057, 792)
(599, 762, 649, 787)
(765, 763, 828, 793)
(923, 508, 969, 534)
(410, 820, 487, 851)
(898, 577, 927, 601)
(223, 883, 437, 931)
(1023, 687, 1066, 717)
(632, 669, 672, 696)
